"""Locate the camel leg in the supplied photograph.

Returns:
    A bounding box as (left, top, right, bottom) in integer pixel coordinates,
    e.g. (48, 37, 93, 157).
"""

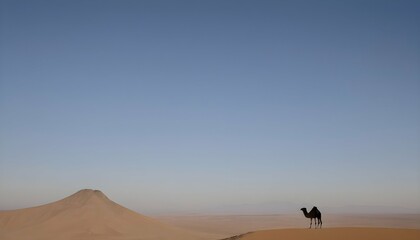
(314, 218, 318, 229)
(309, 218, 312, 229)
(319, 218, 322, 229)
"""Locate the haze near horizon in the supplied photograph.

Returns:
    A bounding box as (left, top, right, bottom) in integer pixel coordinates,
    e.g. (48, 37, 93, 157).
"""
(0, 0, 419, 215)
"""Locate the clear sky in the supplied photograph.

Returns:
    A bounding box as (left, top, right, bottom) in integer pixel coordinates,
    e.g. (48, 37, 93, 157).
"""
(1, 0, 419, 214)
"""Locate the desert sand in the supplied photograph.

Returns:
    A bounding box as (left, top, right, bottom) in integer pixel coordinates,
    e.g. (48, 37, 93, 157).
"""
(157, 213, 420, 237)
(0, 189, 213, 240)
(1, 189, 419, 240)
(222, 228, 420, 240)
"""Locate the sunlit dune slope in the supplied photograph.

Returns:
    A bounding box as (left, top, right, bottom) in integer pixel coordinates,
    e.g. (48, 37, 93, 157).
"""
(0, 189, 209, 240)
(223, 227, 420, 240)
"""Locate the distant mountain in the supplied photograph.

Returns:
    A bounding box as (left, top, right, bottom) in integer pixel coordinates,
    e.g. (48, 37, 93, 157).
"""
(200, 201, 302, 215)
(325, 205, 420, 214)
(197, 202, 420, 215)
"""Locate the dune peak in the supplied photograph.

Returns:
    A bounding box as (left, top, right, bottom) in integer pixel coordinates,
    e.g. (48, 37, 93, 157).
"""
(75, 188, 105, 195)
(63, 188, 111, 205)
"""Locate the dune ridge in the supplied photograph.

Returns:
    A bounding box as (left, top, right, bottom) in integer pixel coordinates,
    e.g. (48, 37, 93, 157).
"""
(223, 227, 420, 240)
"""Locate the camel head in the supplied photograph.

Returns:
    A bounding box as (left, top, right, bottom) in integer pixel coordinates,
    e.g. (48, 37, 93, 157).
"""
(300, 208, 307, 214)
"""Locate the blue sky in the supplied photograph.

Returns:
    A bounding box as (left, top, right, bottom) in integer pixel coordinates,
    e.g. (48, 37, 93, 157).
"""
(1, 0, 419, 214)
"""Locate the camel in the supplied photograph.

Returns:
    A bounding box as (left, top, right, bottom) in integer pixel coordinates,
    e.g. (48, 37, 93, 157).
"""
(300, 206, 322, 229)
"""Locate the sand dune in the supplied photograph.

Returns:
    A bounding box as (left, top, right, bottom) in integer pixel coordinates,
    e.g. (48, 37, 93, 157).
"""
(157, 213, 420, 237)
(223, 228, 420, 240)
(0, 189, 211, 240)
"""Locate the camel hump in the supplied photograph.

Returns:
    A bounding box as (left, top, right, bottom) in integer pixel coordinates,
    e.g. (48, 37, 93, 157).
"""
(312, 206, 321, 214)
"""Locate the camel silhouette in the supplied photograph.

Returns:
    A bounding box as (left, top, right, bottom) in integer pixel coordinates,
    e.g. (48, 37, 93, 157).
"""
(300, 206, 322, 229)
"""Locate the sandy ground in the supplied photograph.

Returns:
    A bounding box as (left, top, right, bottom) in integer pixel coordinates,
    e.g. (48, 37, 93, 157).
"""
(157, 213, 420, 238)
(223, 228, 420, 240)
(1, 190, 419, 240)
